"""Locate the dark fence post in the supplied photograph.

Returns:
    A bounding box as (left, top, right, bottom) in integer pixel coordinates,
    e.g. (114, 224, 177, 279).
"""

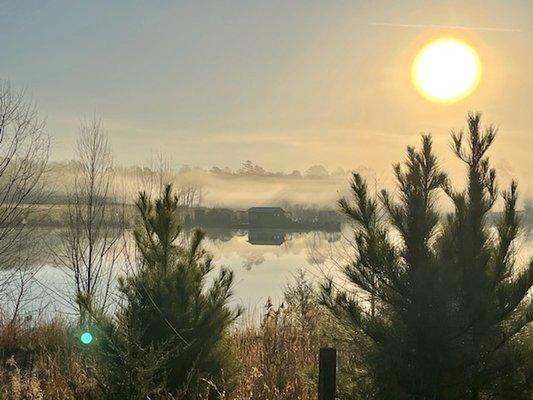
(318, 347, 336, 400)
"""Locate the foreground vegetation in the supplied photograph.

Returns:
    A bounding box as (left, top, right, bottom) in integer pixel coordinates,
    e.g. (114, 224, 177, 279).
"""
(0, 285, 330, 399)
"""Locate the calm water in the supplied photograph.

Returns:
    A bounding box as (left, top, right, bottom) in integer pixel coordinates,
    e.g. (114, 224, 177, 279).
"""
(3, 227, 532, 316)
(205, 229, 343, 306)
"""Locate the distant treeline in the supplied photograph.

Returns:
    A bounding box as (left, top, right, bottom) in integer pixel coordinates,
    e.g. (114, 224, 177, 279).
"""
(41, 159, 356, 210)
(19, 202, 532, 231)
(184, 206, 342, 231)
(20, 203, 342, 231)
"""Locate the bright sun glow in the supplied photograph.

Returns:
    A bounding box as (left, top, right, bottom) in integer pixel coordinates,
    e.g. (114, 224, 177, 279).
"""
(412, 38, 481, 103)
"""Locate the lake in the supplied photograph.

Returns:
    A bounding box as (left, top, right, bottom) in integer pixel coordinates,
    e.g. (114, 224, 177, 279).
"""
(2, 226, 532, 317)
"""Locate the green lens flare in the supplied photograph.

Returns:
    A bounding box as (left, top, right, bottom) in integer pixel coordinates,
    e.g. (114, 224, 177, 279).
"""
(80, 331, 93, 344)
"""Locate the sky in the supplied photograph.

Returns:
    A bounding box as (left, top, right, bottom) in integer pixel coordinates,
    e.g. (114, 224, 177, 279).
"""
(1, 0, 531, 194)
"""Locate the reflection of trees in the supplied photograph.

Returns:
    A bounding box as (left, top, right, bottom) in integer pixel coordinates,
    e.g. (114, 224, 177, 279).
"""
(324, 232, 341, 243)
(248, 229, 285, 246)
(304, 231, 343, 266)
(307, 232, 344, 275)
(280, 238, 294, 252)
(202, 228, 235, 242)
(216, 230, 345, 270)
(305, 233, 328, 265)
(241, 253, 266, 271)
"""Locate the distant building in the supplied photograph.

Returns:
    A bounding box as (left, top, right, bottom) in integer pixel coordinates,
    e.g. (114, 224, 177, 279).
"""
(247, 207, 287, 228)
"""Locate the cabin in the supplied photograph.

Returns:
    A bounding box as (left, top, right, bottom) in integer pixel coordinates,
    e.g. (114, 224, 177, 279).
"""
(247, 207, 287, 228)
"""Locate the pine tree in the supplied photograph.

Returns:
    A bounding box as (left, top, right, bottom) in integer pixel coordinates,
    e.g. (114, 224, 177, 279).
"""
(440, 113, 532, 398)
(322, 114, 532, 399)
(97, 185, 241, 399)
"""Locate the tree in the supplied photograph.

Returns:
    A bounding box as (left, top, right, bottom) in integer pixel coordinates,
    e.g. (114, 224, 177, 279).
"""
(322, 113, 532, 399)
(289, 170, 302, 178)
(305, 165, 329, 178)
(133, 152, 174, 200)
(0, 82, 49, 303)
(323, 134, 450, 399)
(239, 160, 266, 176)
(101, 185, 241, 399)
(441, 113, 532, 398)
(176, 184, 203, 208)
(56, 117, 123, 314)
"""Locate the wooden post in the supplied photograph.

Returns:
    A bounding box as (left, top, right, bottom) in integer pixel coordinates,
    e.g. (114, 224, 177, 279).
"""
(318, 347, 336, 400)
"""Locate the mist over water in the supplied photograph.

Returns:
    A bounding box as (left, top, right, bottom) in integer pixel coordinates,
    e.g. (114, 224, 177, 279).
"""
(45, 161, 359, 209)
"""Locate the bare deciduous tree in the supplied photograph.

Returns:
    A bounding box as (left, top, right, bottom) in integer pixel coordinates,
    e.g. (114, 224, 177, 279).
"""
(134, 152, 173, 199)
(56, 117, 123, 313)
(0, 82, 49, 299)
(135, 153, 204, 208)
(176, 184, 203, 208)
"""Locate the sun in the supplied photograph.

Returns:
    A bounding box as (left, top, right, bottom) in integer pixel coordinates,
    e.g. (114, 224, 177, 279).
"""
(412, 37, 481, 103)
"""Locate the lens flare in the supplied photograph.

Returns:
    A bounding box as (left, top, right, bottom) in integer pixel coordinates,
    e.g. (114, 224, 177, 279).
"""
(80, 331, 93, 345)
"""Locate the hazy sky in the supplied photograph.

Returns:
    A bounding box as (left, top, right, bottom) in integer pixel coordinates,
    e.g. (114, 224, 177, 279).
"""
(1, 1, 531, 192)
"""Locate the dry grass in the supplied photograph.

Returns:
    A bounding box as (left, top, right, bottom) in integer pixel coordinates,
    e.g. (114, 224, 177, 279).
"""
(0, 304, 327, 400)
(230, 300, 328, 400)
(0, 274, 345, 400)
(0, 316, 100, 400)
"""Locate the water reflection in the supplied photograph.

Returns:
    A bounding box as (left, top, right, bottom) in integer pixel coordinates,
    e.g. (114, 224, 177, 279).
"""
(1, 226, 531, 315)
(248, 229, 286, 246)
(201, 229, 343, 305)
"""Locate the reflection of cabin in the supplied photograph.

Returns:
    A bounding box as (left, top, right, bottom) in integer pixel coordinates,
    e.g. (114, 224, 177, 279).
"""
(247, 207, 287, 228)
(290, 209, 341, 230)
(248, 229, 285, 246)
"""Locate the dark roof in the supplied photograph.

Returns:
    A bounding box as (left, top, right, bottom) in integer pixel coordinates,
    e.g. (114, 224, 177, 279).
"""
(247, 207, 285, 213)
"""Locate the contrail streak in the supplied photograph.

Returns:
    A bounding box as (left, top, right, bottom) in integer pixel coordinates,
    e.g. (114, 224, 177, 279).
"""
(370, 22, 521, 33)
